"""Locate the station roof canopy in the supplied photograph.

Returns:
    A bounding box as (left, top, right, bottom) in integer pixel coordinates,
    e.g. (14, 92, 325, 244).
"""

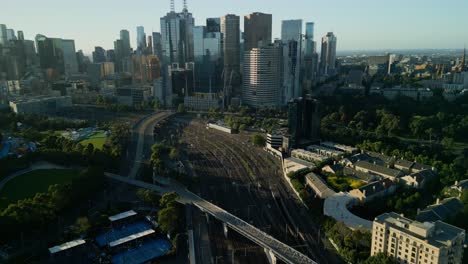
(48, 239, 86, 254)
(108, 210, 137, 222)
(109, 229, 155, 248)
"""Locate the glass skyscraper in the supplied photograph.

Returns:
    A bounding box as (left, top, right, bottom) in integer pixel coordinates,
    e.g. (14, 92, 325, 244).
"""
(136, 26, 146, 52)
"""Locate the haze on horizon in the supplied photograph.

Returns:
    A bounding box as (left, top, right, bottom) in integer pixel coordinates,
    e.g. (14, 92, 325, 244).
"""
(2, 0, 468, 54)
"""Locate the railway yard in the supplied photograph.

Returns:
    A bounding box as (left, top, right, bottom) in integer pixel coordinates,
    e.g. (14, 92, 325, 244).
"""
(157, 116, 341, 264)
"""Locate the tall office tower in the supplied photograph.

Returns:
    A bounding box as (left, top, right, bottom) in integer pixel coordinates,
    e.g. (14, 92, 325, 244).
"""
(36, 34, 78, 76)
(17, 31, 24, 41)
(106, 49, 116, 63)
(147, 35, 153, 53)
(62, 39, 79, 75)
(244, 12, 272, 51)
(193, 26, 223, 92)
(281, 20, 302, 104)
(120, 30, 131, 57)
(304, 22, 315, 57)
(303, 22, 319, 92)
(93, 46, 106, 63)
(372, 213, 465, 264)
(281, 20, 302, 42)
(320, 32, 337, 76)
(152, 32, 163, 60)
(6, 29, 16, 41)
(160, 5, 195, 65)
(0, 24, 7, 45)
(206, 18, 221, 33)
(288, 95, 321, 147)
(136, 26, 146, 52)
(221, 14, 241, 99)
(243, 43, 282, 108)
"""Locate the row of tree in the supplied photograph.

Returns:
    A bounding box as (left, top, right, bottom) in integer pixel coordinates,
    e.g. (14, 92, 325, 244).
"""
(0, 166, 105, 243)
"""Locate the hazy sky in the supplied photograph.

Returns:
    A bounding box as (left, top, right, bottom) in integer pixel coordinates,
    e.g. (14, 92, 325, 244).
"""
(2, 0, 468, 54)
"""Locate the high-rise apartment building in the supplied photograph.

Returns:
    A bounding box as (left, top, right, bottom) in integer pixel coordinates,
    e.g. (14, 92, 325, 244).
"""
(136, 26, 146, 52)
(6, 29, 16, 41)
(244, 12, 272, 51)
(221, 14, 241, 99)
(242, 43, 282, 108)
(320, 32, 337, 75)
(281, 20, 303, 104)
(17, 31, 24, 41)
(372, 212, 465, 264)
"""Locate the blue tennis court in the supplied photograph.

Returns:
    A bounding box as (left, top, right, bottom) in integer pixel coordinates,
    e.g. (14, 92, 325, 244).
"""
(96, 221, 152, 247)
(112, 238, 172, 264)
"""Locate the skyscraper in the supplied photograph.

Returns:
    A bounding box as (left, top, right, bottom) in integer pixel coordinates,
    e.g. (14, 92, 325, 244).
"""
(160, 5, 195, 65)
(281, 20, 302, 42)
(243, 43, 282, 108)
(193, 26, 223, 92)
(206, 18, 221, 33)
(6, 29, 16, 41)
(136, 26, 146, 52)
(93, 46, 106, 63)
(120, 29, 131, 57)
(303, 22, 319, 92)
(244, 12, 272, 51)
(320, 32, 337, 76)
(17, 31, 24, 41)
(62, 39, 79, 75)
(281, 20, 303, 104)
(288, 96, 321, 147)
(152, 32, 163, 60)
(0, 24, 7, 45)
(221, 14, 241, 99)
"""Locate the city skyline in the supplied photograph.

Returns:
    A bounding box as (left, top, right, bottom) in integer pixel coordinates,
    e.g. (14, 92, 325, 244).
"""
(2, 0, 468, 54)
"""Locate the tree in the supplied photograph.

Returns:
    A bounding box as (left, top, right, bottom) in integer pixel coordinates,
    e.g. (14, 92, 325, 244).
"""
(136, 189, 160, 206)
(251, 134, 266, 147)
(239, 124, 246, 132)
(359, 253, 394, 264)
(160, 192, 179, 208)
(158, 206, 179, 235)
(72, 217, 91, 236)
(177, 103, 186, 113)
(169, 148, 179, 160)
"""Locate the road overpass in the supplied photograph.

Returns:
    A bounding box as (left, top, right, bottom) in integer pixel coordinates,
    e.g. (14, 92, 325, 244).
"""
(105, 173, 318, 264)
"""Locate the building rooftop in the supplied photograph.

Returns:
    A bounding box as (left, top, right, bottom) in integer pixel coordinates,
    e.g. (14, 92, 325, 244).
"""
(375, 212, 465, 248)
(109, 229, 155, 248)
(416, 197, 464, 223)
(454, 179, 468, 190)
(365, 151, 395, 165)
(357, 179, 394, 197)
(394, 159, 414, 170)
(48, 239, 86, 254)
(321, 141, 358, 153)
(343, 167, 378, 182)
(108, 210, 137, 222)
(355, 160, 403, 178)
(305, 172, 336, 198)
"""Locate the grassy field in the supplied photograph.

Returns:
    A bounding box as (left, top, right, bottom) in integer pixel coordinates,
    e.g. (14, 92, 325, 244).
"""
(79, 137, 107, 150)
(0, 169, 80, 209)
(326, 175, 366, 192)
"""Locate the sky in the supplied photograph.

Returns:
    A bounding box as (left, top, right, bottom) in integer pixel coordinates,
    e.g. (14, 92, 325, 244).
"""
(2, 0, 468, 54)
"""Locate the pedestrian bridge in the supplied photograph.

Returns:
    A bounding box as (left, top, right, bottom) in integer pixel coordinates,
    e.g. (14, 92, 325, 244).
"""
(105, 173, 317, 264)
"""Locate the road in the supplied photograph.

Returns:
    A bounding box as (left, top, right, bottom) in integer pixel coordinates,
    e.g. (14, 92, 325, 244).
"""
(126, 111, 174, 179)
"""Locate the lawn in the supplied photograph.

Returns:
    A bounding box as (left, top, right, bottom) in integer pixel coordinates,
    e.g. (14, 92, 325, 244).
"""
(326, 175, 366, 192)
(0, 169, 80, 209)
(79, 137, 107, 150)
